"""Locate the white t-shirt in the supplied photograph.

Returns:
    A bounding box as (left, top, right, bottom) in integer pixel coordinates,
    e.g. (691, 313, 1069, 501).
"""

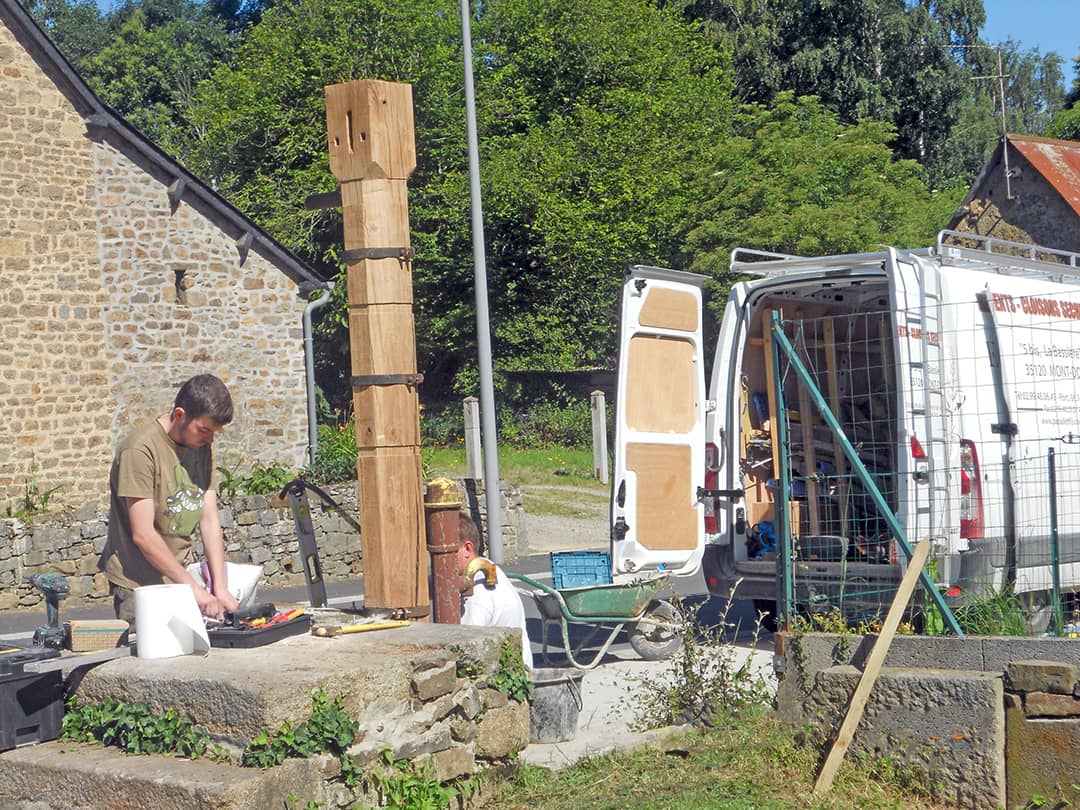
(462, 563, 534, 669)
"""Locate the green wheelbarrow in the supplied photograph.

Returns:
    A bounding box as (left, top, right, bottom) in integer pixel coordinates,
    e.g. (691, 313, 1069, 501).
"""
(508, 572, 684, 670)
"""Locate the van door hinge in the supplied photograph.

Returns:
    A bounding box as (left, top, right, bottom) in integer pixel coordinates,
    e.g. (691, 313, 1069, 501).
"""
(612, 517, 630, 541)
(697, 487, 743, 502)
(991, 423, 1017, 436)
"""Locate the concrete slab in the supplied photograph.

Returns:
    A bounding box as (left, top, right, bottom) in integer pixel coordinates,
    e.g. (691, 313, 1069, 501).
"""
(74, 623, 515, 743)
(0, 741, 335, 810)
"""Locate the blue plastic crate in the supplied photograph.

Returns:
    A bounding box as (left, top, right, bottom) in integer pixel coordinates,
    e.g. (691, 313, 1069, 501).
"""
(550, 551, 612, 590)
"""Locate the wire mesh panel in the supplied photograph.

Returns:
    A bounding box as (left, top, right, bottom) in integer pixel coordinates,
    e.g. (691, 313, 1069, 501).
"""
(767, 280, 1080, 635)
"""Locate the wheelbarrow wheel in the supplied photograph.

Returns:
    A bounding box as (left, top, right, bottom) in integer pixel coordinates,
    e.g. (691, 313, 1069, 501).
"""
(628, 599, 683, 661)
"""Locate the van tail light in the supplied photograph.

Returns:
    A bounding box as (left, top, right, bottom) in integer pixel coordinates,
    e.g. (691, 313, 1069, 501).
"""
(910, 436, 926, 458)
(959, 439, 984, 539)
(704, 443, 719, 534)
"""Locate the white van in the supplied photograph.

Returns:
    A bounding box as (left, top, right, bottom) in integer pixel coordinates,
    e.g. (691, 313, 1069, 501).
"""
(611, 231, 1080, 625)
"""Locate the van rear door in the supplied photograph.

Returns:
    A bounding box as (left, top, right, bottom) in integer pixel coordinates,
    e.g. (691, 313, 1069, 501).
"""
(611, 266, 707, 576)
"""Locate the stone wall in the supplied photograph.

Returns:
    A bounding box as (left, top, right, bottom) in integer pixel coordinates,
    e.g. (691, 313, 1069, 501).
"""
(0, 15, 313, 511)
(0, 624, 531, 809)
(0, 477, 524, 611)
(776, 632, 1080, 809)
(1003, 660, 1080, 809)
(951, 142, 1080, 254)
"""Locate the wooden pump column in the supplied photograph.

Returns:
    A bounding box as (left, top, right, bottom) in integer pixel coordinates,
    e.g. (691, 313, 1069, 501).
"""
(325, 79, 428, 613)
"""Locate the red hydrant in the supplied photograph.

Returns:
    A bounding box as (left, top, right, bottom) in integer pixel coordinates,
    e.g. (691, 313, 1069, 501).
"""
(424, 477, 463, 624)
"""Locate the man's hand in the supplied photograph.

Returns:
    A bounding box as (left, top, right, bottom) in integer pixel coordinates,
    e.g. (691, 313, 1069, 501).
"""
(213, 586, 239, 614)
(192, 585, 226, 620)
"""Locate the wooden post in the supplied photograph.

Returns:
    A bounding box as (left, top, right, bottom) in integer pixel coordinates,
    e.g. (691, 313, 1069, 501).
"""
(813, 536, 932, 794)
(591, 390, 609, 484)
(325, 79, 428, 613)
(464, 397, 482, 480)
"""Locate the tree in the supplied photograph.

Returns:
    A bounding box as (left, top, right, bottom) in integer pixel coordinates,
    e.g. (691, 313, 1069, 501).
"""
(181, 0, 735, 402)
(688, 92, 960, 315)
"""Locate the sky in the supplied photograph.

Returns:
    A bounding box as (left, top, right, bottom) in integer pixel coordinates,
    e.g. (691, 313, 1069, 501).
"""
(981, 0, 1079, 64)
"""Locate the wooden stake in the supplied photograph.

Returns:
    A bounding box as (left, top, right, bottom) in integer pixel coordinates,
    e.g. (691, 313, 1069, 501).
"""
(812, 536, 932, 794)
(325, 79, 428, 612)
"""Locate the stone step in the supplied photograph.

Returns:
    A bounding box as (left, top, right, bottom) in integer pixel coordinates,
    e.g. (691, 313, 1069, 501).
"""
(0, 741, 337, 810)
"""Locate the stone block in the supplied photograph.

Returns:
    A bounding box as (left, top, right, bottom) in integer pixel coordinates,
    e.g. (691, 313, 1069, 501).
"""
(411, 661, 457, 702)
(1005, 660, 1079, 695)
(449, 719, 476, 743)
(481, 688, 508, 711)
(1024, 691, 1080, 718)
(392, 720, 452, 761)
(0, 740, 332, 810)
(453, 682, 482, 721)
(1007, 700, 1080, 808)
(407, 694, 456, 733)
(249, 545, 272, 565)
(416, 744, 475, 783)
(474, 699, 529, 760)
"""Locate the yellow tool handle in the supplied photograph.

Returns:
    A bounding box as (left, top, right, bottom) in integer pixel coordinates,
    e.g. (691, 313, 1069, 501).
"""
(338, 620, 410, 634)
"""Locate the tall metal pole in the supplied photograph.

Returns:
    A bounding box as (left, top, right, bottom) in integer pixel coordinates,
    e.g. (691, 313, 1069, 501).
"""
(460, 0, 503, 563)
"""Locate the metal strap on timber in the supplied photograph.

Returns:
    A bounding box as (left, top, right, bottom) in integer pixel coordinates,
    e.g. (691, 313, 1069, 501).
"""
(342, 247, 416, 263)
(350, 372, 424, 391)
(390, 605, 430, 620)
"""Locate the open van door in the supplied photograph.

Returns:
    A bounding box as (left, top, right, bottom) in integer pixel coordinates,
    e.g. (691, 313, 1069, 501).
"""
(611, 266, 707, 576)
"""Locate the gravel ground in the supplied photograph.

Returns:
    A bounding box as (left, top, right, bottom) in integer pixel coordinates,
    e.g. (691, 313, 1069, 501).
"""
(520, 484, 609, 555)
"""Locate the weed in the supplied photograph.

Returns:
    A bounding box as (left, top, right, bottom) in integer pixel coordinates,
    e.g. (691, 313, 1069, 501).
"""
(5, 464, 62, 523)
(62, 697, 210, 758)
(490, 639, 533, 703)
(241, 689, 358, 768)
(449, 644, 484, 679)
(367, 746, 460, 810)
(953, 584, 1032, 636)
(217, 461, 295, 497)
(624, 587, 770, 730)
(302, 422, 358, 486)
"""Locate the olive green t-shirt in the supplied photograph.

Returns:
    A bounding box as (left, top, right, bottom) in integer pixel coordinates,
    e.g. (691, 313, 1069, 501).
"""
(98, 419, 215, 589)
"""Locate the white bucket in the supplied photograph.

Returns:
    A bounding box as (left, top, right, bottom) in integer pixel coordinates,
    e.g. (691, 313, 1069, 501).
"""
(134, 584, 210, 659)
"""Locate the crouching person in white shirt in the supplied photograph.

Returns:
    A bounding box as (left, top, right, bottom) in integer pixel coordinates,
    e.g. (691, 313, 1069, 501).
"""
(456, 515, 533, 670)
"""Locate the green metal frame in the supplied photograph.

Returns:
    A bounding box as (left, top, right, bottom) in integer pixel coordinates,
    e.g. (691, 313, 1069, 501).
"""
(769, 311, 964, 636)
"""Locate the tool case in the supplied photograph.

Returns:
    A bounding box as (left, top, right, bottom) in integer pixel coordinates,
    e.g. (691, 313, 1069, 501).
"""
(207, 614, 310, 648)
(0, 648, 64, 751)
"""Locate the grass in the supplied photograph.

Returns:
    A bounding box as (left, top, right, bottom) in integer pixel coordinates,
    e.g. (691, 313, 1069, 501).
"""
(422, 445, 608, 489)
(481, 709, 953, 810)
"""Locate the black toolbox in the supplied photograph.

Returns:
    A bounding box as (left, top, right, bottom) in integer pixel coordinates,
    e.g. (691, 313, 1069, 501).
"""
(206, 610, 311, 649)
(0, 647, 64, 751)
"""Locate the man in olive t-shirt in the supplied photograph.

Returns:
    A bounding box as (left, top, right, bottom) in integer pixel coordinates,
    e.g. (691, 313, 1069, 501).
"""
(99, 375, 240, 625)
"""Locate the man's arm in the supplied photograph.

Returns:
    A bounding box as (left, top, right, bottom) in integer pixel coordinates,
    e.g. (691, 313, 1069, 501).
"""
(199, 489, 238, 613)
(127, 497, 226, 619)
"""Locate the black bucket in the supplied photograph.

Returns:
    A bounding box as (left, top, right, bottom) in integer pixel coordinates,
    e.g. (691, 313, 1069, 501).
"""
(529, 667, 584, 743)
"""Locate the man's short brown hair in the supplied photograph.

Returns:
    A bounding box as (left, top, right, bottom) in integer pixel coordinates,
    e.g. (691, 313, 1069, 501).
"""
(459, 513, 482, 551)
(175, 374, 233, 425)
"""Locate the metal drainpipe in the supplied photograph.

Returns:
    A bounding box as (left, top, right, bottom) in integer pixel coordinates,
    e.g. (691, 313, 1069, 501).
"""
(302, 283, 334, 466)
(424, 476, 464, 624)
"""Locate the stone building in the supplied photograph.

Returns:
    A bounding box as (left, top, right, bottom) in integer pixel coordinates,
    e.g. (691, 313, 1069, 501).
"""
(948, 134, 1080, 255)
(0, 0, 328, 509)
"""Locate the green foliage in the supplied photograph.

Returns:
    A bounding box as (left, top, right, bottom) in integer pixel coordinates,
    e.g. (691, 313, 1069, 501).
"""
(690, 92, 960, 308)
(216, 461, 294, 496)
(625, 592, 770, 730)
(952, 585, 1032, 637)
(301, 421, 358, 486)
(367, 747, 461, 810)
(1048, 99, 1080, 141)
(491, 639, 533, 703)
(4, 464, 62, 522)
(241, 689, 358, 769)
(449, 644, 485, 679)
(62, 697, 211, 758)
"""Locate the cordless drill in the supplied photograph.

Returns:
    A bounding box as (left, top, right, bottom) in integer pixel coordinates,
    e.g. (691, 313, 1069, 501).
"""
(27, 573, 70, 649)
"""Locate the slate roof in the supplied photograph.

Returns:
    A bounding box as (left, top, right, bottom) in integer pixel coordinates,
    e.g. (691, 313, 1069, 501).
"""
(0, 0, 326, 289)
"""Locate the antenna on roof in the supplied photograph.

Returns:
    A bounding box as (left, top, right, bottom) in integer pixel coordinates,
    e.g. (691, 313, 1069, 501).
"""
(972, 48, 1013, 199)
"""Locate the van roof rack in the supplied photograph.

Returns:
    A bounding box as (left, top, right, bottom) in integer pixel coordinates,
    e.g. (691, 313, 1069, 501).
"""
(729, 231, 1080, 285)
(935, 229, 1080, 284)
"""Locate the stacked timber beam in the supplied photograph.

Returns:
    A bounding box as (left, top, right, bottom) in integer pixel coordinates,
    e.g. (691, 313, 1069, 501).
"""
(324, 79, 428, 614)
